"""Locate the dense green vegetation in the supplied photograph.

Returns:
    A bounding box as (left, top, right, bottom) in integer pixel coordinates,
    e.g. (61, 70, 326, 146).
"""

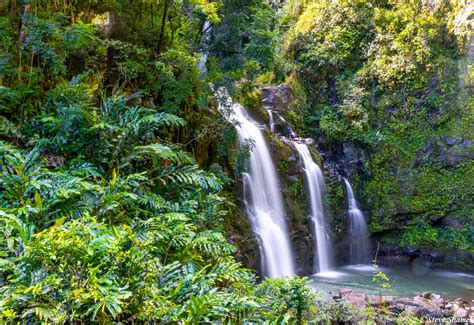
(0, 1, 323, 322)
(213, 0, 472, 255)
(275, 0, 473, 254)
(0, 0, 472, 322)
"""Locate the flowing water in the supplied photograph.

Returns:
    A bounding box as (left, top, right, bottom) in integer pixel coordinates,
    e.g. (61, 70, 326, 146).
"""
(201, 28, 471, 292)
(197, 52, 208, 75)
(294, 143, 333, 273)
(197, 21, 211, 75)
(311, 264, 474, 298)
(267, 109, 275, 133)
(344, 179, 370, 264)
(218, 93, 294, 277)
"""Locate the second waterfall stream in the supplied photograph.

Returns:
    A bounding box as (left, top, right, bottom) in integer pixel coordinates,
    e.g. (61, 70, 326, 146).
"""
(344, 179, 370, 264)
(294, 143, 333, 273)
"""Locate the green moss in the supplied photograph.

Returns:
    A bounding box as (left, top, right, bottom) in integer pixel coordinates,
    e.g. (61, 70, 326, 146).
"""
(365, 159, 473, 230)
(325, 182, 346, 233)
(290, 176, 304, 198)
(277, 160, 289, 173)
(278, 0, 472, 258)
(236, 81, 263, 113)
(381, 223, 473, 254)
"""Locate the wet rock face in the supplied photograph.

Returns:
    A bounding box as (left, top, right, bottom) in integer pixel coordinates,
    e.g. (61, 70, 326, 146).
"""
(258, 86, 318, 275)
(224, 184, 261, 275)
(267, 134, 315, 275)
(261, 84, 297, 138)
(228, 232, 260, 272)
(375, 242, 474, 271)
(416, 136, 473, 168)
(261, 84, 294, 113)
(318, 140, 367, 181)
(318, 142, 368, 266)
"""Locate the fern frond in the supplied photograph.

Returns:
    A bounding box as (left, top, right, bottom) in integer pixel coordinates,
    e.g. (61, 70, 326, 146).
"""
(160, 165, 223, 192)
(190, 231, 236, 257)
(0, 115, 21, 138)
(127, 144, 195, 166)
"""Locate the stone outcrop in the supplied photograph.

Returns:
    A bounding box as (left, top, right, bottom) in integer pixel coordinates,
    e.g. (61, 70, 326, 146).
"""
(320, 141, 367, 180)
(416, 136, 473, 168)
(261, 84, 294, 114)
(261, 84, 297, 138)
(92, 12, 115, 38)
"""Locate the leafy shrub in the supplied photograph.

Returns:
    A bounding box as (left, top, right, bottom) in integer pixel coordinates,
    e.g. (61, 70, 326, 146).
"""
(0, 216, 257, 322)
(255, 276, 318, 322)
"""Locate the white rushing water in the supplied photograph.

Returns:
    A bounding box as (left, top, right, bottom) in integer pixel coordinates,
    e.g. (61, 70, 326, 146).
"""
(294, 143, 333, 273)
(344, 178, 370, 264)
(197, 52, 208, 75)
(267, 109, 275, 133)
(197, 21, 211, 75)
(218, 91, 294, 278)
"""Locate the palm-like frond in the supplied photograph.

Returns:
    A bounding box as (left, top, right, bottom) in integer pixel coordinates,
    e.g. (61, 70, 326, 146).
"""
(124, 143, 194, 168)
(0, 142, 43, 207)
(159, 165, 223, 192)
(0, 210, 34, 244)
(210, 260, 254, 284)
(189, 231, 236, 257)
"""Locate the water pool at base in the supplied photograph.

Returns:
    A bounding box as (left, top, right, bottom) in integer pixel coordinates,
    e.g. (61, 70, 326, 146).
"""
(310, 264, 474, 298)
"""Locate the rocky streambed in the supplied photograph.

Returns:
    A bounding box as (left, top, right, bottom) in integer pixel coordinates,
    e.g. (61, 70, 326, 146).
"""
(339, 289, 474, 322)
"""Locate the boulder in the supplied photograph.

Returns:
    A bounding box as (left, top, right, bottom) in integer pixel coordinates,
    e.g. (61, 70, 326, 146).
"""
(441, 215, 470, 228)
(339, 289, 367, 308)
(454, 307, 469, 318)
(416, 136, 473, 168)
(261, 84, 294, 113)
(92, 11, 115, 38)
(388, 297, 444, 318)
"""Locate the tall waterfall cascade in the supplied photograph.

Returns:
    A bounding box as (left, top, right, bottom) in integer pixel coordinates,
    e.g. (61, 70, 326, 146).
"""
(217, 90, 295, 278)
(344, 179, 370, 264)
(294, 143, 333, 273)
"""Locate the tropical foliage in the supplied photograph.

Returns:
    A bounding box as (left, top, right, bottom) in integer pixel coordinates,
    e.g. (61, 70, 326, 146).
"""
(0, 0, 472, 322)
(276, 0, 472, 254)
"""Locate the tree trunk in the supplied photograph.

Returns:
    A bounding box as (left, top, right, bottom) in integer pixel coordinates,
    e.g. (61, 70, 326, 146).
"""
(150, 2, 153, 29)
(10, 0, 16, 15)
(157, 0, 170, 52)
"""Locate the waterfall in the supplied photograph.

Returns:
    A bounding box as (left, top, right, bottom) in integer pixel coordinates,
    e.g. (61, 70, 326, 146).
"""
(294, 143, 333, 273)
(218, 91, 295, 278)
(343, 179, 370, 264)
(264, 108, 297, 139)
(197, 52, 208, 75)
(197, 21, 211, 75)
(267, 109, 275, 133)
